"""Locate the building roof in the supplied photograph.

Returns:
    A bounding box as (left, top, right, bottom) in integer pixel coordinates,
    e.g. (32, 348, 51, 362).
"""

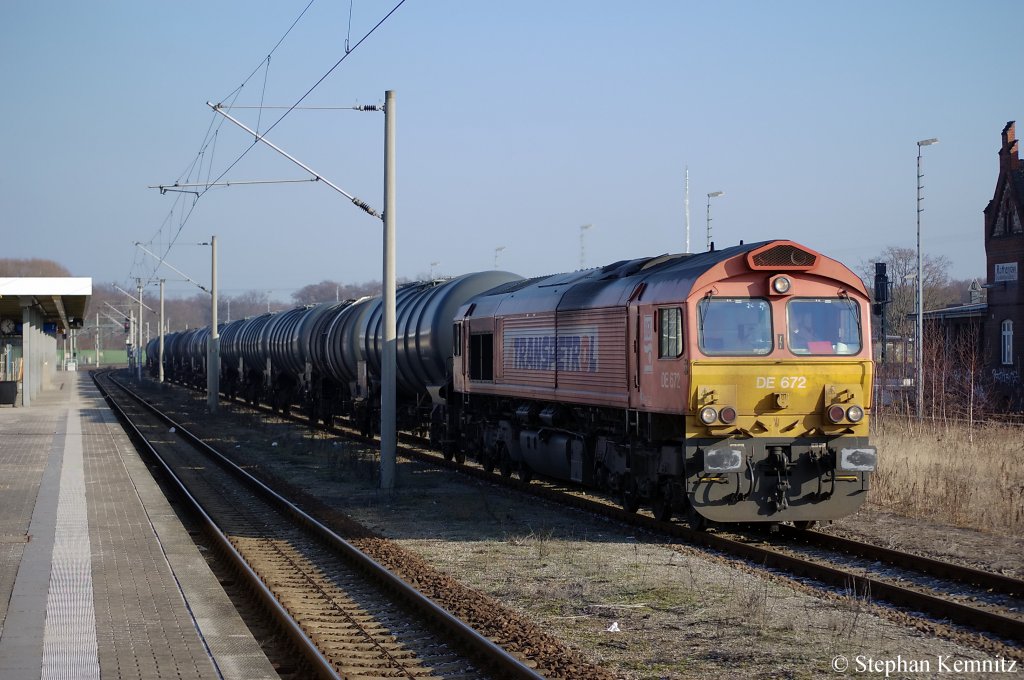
(922, 302, 986, 321)
(0, 278, 92, 331)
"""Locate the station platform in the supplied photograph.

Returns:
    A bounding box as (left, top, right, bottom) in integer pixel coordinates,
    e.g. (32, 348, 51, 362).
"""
(0, 372, 277, 680)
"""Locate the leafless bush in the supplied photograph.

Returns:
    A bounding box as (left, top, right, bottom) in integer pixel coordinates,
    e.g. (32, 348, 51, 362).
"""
(869, 419, 1024, 534)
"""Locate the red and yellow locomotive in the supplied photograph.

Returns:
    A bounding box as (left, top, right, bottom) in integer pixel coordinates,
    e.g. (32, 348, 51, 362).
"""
(451, 240, 876, 527)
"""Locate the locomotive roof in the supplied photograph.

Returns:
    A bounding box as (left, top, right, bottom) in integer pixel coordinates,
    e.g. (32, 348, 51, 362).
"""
(462, 240, 865, 317)
(467, 241, 774, 314)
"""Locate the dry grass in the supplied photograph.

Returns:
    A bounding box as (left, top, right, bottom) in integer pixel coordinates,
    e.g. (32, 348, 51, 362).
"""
(870, 417, 1024, 535)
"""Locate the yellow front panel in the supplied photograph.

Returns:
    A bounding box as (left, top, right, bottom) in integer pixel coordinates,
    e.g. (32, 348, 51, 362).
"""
(689, 359, 873, 438)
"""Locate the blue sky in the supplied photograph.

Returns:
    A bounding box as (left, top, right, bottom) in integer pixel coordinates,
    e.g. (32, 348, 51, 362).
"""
(1, 1, 1020, 299)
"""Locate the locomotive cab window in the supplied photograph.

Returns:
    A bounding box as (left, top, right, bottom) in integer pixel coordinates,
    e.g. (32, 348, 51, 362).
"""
(787, 298, 861, 355)
(697, 298, 772, 356)
(469, 333, 494, 380)
(658, 307, 684, 358)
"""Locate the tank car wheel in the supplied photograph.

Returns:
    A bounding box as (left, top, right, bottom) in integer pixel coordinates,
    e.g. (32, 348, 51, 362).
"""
(620, 474, 640, 514)
(481, 450, 496, 474)
(651, 484, 673, 522)
(498, 447, 513, 479)
(454, 450, 466, 465)
(517, 464, 533, 484)
(792, 520, 817, 530)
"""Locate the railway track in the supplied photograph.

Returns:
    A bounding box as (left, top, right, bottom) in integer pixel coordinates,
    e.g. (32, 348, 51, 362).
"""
(416, 444, 1024, 650)
(417, 447, 1024, 650)
(159, 374, 1024, 653)
(95, 371, 559, 680)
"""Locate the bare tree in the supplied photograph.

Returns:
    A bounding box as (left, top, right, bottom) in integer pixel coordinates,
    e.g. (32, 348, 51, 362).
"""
(858, 246, 958, 342)
(0, 258, 72, 277)
(292, 280, 345, 305)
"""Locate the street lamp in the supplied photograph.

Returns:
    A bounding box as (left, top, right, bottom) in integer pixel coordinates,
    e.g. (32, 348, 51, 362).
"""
(429, 261, 439, 280)
(706, 191, 724, 251)
(494, 245, 506, 269)
(579, 224, 592, 269)
(916, 137, 938, 419)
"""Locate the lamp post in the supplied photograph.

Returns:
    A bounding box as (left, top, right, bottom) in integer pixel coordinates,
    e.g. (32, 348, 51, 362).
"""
(706, 191, 724, 251)
(916, 137, 938, 419)
(494, 246, 506, 269)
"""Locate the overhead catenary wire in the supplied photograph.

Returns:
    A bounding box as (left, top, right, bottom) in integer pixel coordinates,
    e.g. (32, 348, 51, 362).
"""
(133, 0, 320, 287)
(139, 0, 407, 289)
(197, 0, 408, 205)
(149, 178, 320, 193)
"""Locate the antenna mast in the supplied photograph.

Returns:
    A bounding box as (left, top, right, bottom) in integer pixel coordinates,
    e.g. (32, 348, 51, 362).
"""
(684, 167, 691, 253)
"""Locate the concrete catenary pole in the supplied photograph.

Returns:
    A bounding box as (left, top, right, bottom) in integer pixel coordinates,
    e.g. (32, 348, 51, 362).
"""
(381, 90, 397, 491)
(159, 279, 165, 384)
(208, 235, 220, 413)
(136, 279, 143, 381)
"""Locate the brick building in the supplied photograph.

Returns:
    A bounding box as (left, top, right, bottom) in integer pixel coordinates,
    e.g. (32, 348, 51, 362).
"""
(983, 121, 1024, 404)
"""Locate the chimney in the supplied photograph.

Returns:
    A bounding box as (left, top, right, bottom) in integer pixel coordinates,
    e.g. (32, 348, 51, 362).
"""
(1001, 121, 1019, 172)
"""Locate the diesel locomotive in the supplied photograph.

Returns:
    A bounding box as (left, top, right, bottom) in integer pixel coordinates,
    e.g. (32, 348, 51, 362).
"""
(150, 239, 877, 527)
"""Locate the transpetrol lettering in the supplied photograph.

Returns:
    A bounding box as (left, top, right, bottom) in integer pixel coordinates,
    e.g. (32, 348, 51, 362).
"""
(509, 329, 599, 373)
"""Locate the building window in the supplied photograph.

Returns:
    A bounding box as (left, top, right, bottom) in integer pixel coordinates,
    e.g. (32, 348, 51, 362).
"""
(659, 307, 683, 358)
(1002, 319, 1013, 365)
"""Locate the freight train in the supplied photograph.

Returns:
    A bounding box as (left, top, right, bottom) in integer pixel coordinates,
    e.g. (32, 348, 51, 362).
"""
(149, 240, 876, 528)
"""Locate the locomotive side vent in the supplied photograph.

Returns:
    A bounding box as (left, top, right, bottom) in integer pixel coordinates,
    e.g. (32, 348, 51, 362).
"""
(748, 243, 818, 270)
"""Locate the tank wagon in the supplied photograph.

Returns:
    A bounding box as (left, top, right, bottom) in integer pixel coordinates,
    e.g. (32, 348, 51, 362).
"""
(152, 239, 875, 527)
(155, 271, 522, 425)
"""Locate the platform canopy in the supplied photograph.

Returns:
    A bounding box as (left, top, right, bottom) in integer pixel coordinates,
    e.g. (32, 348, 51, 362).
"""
(0, 278, 92, 332)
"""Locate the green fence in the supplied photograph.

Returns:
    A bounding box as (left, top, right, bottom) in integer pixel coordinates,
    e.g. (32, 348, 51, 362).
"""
(57, 349, 140, 366)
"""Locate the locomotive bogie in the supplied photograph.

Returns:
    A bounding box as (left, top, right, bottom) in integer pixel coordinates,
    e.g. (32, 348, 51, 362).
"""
(684, 436, 871, 523)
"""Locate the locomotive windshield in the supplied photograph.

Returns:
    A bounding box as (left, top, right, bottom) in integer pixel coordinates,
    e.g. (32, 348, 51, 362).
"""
(698, 298, 772, 356)
(787, 298, 861, 355)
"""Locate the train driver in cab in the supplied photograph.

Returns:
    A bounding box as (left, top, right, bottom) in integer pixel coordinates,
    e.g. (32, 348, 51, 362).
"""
(789, 305, 835, 354)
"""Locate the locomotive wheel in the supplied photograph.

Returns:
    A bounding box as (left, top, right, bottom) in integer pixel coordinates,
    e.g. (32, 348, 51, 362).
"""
(651, 484, 673, 522)
(620, 475, 640, 514)
(792, 520, 817, 530)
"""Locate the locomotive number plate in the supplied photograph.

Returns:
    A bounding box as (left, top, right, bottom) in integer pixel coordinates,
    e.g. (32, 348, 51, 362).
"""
(756, 376, 807, 389)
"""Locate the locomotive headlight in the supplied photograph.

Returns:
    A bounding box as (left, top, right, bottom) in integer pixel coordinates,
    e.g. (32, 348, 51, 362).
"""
(827, 404, 846, 424)
(699, 406, 719, 425)
(719, 406, 737, 424)
(846, 405, 864, 423)
(772, 276, 792, 294)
